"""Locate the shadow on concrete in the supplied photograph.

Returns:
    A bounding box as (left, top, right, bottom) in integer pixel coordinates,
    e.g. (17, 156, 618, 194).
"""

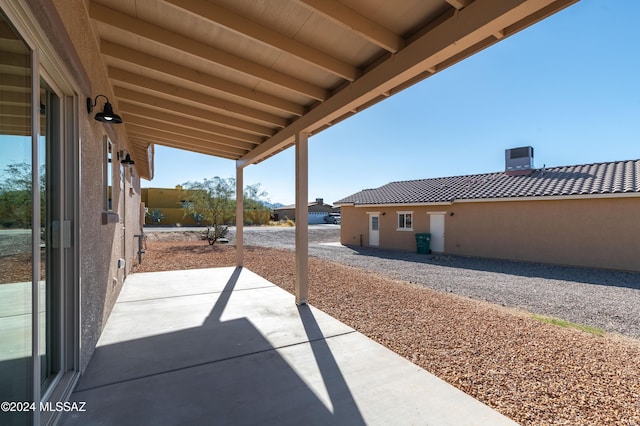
(344, 245, 640, 290)
(298, 305, 365, 426)
(62, 267, 365, 426)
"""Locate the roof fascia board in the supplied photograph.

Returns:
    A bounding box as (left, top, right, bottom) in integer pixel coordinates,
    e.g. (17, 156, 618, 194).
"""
(353, 202, 453, 208)
(455, 193, 640, 203)
(345, 192, 640, 208)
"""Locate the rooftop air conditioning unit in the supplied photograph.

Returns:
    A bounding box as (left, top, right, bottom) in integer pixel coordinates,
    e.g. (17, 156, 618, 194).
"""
(505, 146, 534, 176)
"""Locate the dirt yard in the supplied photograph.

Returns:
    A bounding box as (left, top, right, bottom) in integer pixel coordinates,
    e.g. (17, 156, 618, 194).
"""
(134, 238, 640, 426)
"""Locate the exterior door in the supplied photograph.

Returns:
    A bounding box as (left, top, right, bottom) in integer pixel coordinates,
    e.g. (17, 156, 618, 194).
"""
(369, 213, 380, 246)
(0, 20, 34, 424)
(429, 213, 445, 252)
(0, 9, 79, 425)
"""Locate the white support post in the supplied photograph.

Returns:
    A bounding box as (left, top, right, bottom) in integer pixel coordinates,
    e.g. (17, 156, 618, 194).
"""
(295, 132, 309, 305)
(235, 161, 244, 267)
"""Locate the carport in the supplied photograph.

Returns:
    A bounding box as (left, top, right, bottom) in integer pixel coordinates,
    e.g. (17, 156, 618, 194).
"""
(77, 0, 578, 305)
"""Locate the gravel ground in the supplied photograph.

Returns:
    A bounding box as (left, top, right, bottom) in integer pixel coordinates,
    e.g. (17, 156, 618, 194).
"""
(135, 234, 640, 426)
(206, 225, 640, 340)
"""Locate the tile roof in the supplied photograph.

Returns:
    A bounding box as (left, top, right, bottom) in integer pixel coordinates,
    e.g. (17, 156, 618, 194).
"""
(335, 160, 640, 205)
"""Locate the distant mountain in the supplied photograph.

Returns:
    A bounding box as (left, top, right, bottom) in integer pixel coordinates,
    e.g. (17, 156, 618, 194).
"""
(262, 201, 284, 209)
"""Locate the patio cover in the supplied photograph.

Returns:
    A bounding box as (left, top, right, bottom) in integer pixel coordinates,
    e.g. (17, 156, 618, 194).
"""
(83, 0, 578, 178)
(84, 0, 579, 302)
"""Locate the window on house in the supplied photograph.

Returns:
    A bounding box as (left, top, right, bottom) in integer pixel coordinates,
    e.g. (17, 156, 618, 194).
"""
(397, 211, 413, 230)
(104, 137, 113, 211)
(371, 216, 379, 231)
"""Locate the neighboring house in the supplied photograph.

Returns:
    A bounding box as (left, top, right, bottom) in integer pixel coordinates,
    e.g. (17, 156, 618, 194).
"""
(141, 186, 200, 226)
(336, 151, 640, 272)
(273, 198, 335, 224)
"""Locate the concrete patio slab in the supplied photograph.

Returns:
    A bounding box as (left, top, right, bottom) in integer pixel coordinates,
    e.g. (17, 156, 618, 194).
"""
(60, 267, 518, 426)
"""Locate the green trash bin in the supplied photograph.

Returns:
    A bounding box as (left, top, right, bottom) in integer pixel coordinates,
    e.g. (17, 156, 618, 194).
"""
(415, 233, 431, 254)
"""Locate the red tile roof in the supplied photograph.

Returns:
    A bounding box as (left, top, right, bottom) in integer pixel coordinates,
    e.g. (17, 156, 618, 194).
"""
(336, 160, 640, 205)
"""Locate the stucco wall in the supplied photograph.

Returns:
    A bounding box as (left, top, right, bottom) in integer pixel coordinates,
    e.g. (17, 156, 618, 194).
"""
(142, 188, 200, 226)
(340, 197, 640, 272)
(144, 187, 183, 208)
(123, 169, 143, 271)
(448, 197, 640, 271)
(52, 0, 142, 372)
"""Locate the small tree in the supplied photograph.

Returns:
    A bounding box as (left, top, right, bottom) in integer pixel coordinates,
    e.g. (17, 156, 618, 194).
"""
(181, 177, 235, 244)
(243, 183, 271, 226)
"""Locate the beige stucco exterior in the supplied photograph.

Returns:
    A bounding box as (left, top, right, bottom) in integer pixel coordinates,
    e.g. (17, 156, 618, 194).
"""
(48, 0, 143, 370)
(340, 196, 640, 272)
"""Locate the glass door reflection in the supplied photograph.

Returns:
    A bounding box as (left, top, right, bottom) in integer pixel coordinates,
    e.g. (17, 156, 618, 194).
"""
(0, 11, 34, 425)
(39, 77, 61, 394)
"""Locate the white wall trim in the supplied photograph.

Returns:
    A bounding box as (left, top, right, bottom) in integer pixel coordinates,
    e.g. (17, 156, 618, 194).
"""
(396, 210, 414, 231)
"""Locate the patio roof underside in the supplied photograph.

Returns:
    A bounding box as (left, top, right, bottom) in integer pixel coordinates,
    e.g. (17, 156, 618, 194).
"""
(87, 0, 577, 180)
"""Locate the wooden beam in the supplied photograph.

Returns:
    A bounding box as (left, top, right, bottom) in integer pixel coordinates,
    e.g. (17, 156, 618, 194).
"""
(121, 114, 258, 151)
(128, 130, 253, 160)
(119, 102, 262, 145)
(100, 40, 305, 116)
(0, 50, 30, 68)
(113, 86, 275, 137)
(129, 135, 237, 160)
(0, 126, 31, 136)
(165, 0, 359, 81)
(297, 0, 404, 53)
(446, 0, 474, 10)
(0, 74, 31, 89)
(0, 104, 30, 119)
(0, 89, 30, 104)
(125, 124, 248, 156)
(240, 0, 578, 166)
(129, 134, 241, 159)
(108, 67, 288, 127)
(90, 2, 328, 101)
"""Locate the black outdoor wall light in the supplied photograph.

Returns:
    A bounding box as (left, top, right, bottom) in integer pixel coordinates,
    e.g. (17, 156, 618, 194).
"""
(120, 153, 135, 165)
(87, 94, 123, 123)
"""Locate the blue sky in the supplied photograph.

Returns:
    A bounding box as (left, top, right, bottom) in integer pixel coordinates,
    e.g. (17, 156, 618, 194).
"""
(145, 1, 640, 205)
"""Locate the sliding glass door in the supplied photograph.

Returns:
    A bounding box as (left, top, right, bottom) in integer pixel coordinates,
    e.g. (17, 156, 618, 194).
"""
(0, 8, 77, 425)
(0, 12, 36, 425)
(39, 77, 62, 397)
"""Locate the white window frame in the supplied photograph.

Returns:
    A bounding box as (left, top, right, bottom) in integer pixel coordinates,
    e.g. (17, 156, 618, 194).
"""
(103, 137, 114, 211)
(396, 211, 414, 231)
